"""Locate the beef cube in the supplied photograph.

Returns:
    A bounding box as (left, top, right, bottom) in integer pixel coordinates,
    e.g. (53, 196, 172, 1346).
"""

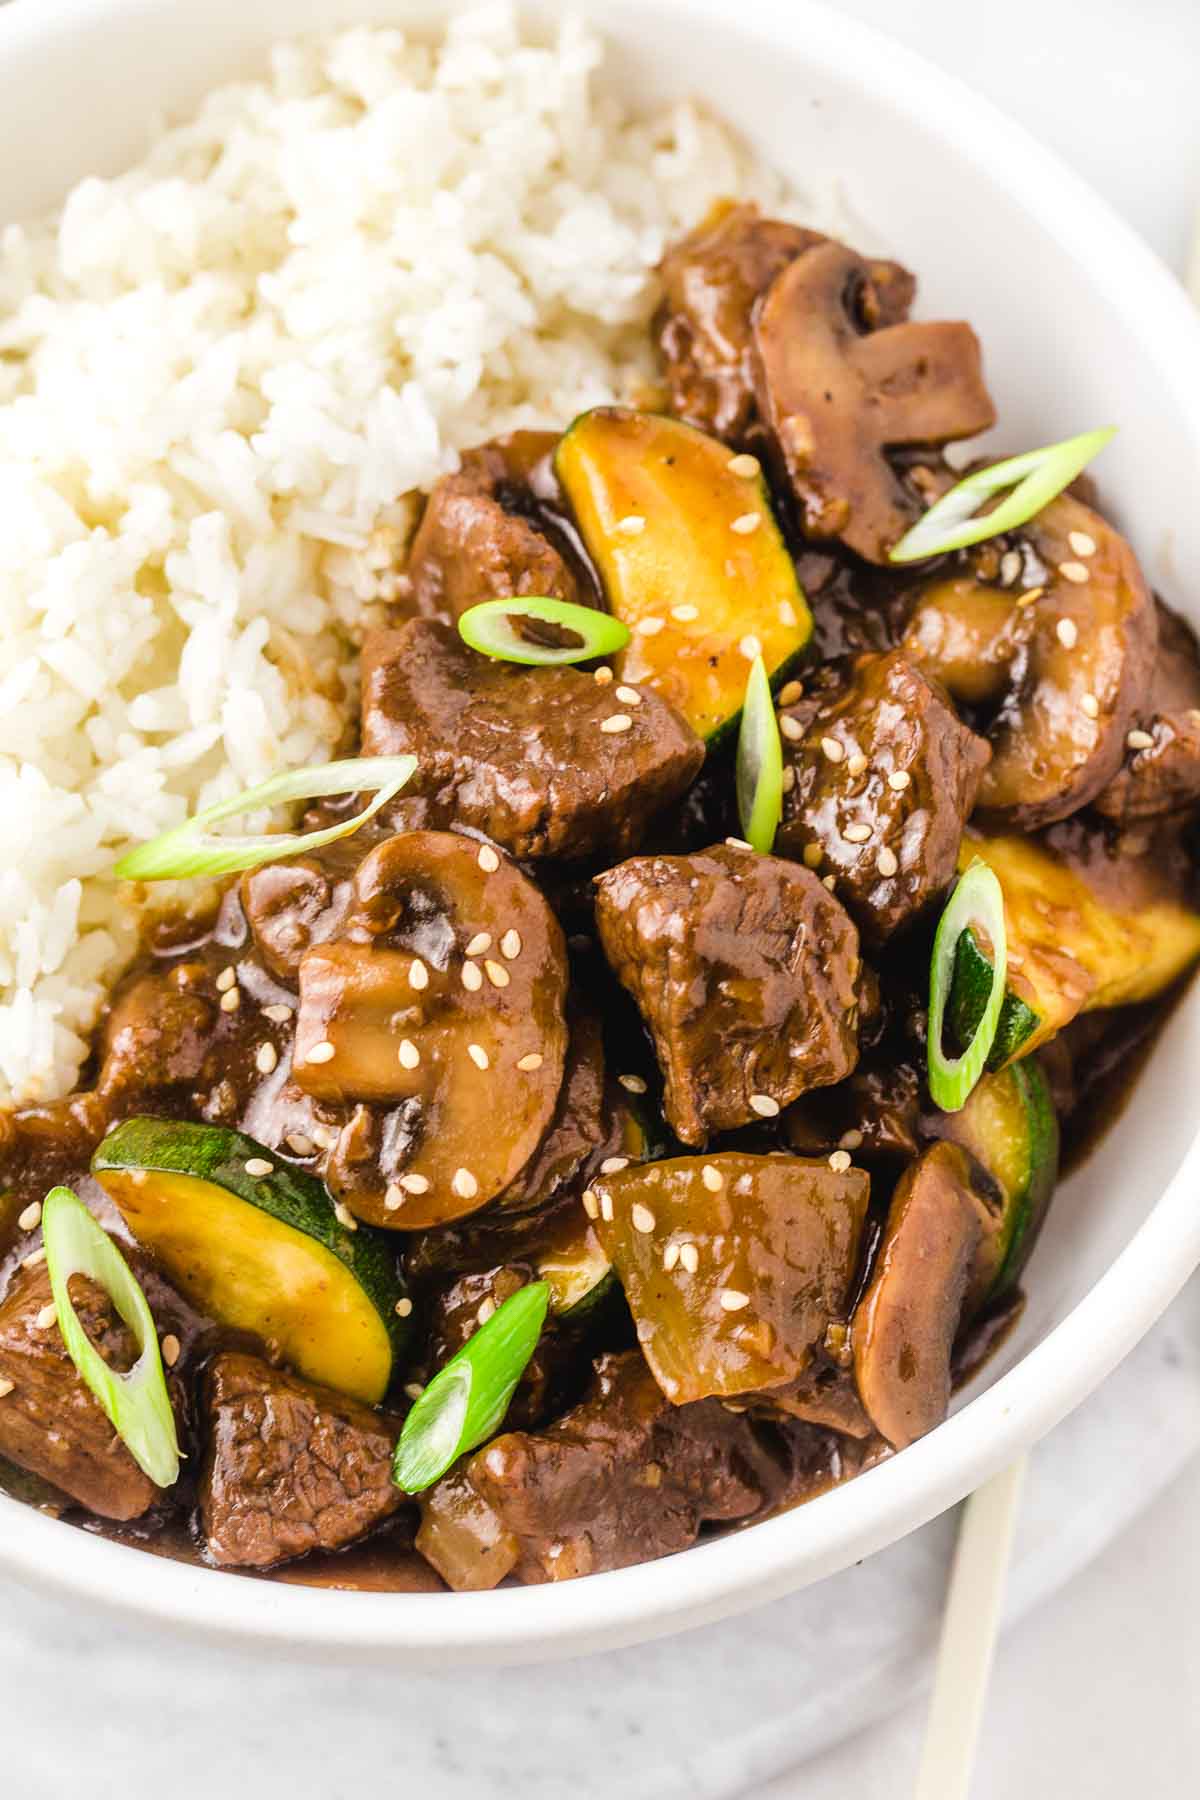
(360, 618, 704, 861)
(200, 1352, 403, 1568)
(594, 844, 860, 1144)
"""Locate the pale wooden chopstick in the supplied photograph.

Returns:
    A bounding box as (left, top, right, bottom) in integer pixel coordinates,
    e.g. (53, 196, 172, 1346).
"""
(913, 1455, 1028, 1800)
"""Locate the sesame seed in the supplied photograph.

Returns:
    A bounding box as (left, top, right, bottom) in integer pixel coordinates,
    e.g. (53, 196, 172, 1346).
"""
(244, 1158, 274, 1178)
(476, 1297, 496, 1325)
(484, 959, 510, 988)
(727, 453, 761, 478)
(462, 960, 484, 992)
(631, 1203, 657, 1234)
(843, 822, 872, 843)
(286, 1132, 315, 1156)
(779, 600, 799, 627)
(611, 687, 641, 710)
(1081, 693, 1100, 718)
(396, 1298, 413, 1318)
(219, 987, 241, 1013)
(720, 1289, 751, 1312)
(1056, 617, 1078, 649)
(404, 1383, 425, 1402)
(616, 514, 646, 535)
(671, 603, 699, 622)
(408, 957, 429, 990)
(828, 1150, 852, 1173)
(384, 1184, 405, 1210)
(161, 1334, 181, 1368)
(467, 1043, 489, 1070)
(821, 736, 845, 764)
(477, 844, 500, 873)
(600, 1191, 614, 1222)
(999, 549, 1022, 587)
(305, 1040, 336, 1065)
(1059, 560, 1089, 584)
(398, 1038, 421, 1070)
(730, 512, 761, 535)
(679, 1242, 700, 1275)
(846, 752, 868, 777)
(35, 1304, 57, 1331)
(802, 843, 823, 869)
(877, 846, 899, 878)
(725, 836, 754, 851)
(517, 1052, 544, 1072)
(636, 616, 665, 637)
(779, 715, 804, 742)
(465, 931, 491, 956)
(601, 713, 633, 734)
(887, 770, 911, 792)
(600, 1157, 630, 1175)
(400, 1173, 430, 1195)
(823, 875, 837, 891)
(779, 680, 803, 706)
(215, 966, 237, 992)
(310, 1125, 337, 1151)
(263, 1004, 293, 1024)
(1016, 586, 1045, 606)
(839, 1129, 864, 1150)
(594, 665, 613, 684)
(21, 1248, 46, 1270)
(781, 766, 796, 793)
(739, 634, 762, 660)
(701, 1164, 723, 1192)
(17, 1201, 42, 1233)
(1068, 530, 1097, 557)
(663, 1243, 680, 1272)
(452, 1168, 479, 1200)
(619, 1072, 648, 1094)
(255, 1042, 278, 1075)
(0, 1379, 13, 1399)
(749, 1092, 780, 1118)
(1127, 728, 1154, 751)
(582, 1188, 600, 1219)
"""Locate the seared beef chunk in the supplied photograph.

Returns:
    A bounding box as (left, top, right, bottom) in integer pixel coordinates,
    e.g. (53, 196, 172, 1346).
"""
(406, 433, 585, 622)
(594, 845, 861, 1144)
(361, 619, 704, 861)
(98, 966, 219, 1102)
(453, 1352, 786, 1585)
(752, 240, 994, 562)
(654, 201, 913, 443)
(1093, 599, 1200, 826)
(852, 1142, 994, 1448)
(0, 1265, 158, 1521)
(777, 652, 991, 945)
(592, 1153, 870, 1404)
(200, 1352, 403, 1568)
(491, 1010, 608, 1215)
(785, 1057, 922, 1165)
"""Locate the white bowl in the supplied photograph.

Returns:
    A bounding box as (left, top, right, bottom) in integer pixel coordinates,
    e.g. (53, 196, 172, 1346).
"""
(3, 0, 1200, 1667)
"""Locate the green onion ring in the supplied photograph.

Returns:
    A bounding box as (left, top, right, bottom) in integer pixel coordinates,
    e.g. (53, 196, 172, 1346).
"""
(927, 861, 1008, 1112)
(458, 596, 630, 666)
(735, 654, 784, 855)
(888, 426, 1116, 563)
(113, 755, 417, 882)
(392, 1280, 549, 1494)
(41, 1186, 180, 1489)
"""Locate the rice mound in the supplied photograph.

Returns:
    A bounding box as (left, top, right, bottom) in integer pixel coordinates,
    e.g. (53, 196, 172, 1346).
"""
(0, 4, 812, 1106)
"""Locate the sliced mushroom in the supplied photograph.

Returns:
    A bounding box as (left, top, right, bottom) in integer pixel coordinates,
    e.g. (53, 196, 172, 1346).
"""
(752, 240, 995, 563)
(1092, 599, 1200, 825)
(901, 493, 1158, 828)
(292, 831, 569, 1229)
(852, 1141, 994, 1448)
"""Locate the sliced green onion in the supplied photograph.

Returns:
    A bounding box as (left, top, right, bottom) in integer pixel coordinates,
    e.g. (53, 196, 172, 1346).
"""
(735, 654, 784, 854)
(927, 861, 1008, 1112)
(41, 1186, 180, 1489)
(113, 755, 417, 882)
(888, 427, 1117, 563)
(458, 596, 630, 666)
(392, 1280, 549, 1493)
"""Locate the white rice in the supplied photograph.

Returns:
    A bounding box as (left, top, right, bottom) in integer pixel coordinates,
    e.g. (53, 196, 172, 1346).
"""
(0, 4, 828, 1106)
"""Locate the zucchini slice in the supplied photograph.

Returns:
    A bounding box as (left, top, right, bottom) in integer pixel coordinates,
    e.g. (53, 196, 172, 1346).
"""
(92, 1118, 410, 1405)
(950, 830, 1200, 1067)
(535, 1216, 615, 1321)
(933, 1059, 1059, 1301)
(555, 407, 812, 743)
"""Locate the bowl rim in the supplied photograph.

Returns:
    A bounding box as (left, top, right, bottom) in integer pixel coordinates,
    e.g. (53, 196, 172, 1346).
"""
(3, 0, 1200, 1664)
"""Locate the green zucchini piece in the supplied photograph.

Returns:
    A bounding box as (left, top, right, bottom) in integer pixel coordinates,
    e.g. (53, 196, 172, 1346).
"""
(935, 1059, 1059, 1300)
(536, 1218, 615, 1321)
(950, 927, 1041, 1071)
(555, 407, 811, 743)
(92, 1118, 410, 1404)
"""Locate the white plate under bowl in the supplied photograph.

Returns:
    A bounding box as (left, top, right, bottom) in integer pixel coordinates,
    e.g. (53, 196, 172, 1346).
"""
(2, 0, 1200, 1665)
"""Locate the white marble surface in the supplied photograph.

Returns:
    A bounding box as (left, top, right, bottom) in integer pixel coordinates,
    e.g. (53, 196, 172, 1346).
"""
(3, 2, 1200, 1795)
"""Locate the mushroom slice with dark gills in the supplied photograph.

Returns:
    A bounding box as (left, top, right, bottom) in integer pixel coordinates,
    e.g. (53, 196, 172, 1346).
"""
(292, 831, 569, 1229)
(752, 239, 995, 563)
(900, 492, 1158, 829)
